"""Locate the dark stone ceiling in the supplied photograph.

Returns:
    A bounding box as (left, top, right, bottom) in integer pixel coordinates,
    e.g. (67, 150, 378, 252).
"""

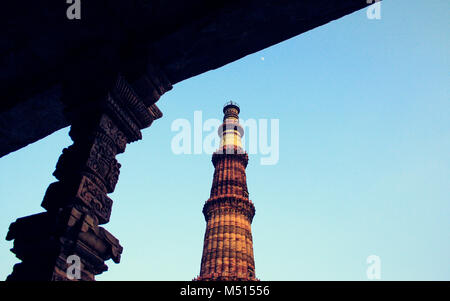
(0, 0, 373, 157)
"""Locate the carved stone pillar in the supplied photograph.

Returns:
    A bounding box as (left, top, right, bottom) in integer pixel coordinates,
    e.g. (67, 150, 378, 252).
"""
(6, 70, 171, 280)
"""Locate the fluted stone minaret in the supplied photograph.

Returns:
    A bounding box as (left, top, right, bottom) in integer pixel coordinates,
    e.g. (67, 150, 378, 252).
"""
(195, 101, 257, 281)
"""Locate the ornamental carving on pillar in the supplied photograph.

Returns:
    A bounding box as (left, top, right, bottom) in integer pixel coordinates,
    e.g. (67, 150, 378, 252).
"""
(6, 64, 172, 281)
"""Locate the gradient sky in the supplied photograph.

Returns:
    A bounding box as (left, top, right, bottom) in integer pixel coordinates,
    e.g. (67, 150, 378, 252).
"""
(1, 0, 449, 280)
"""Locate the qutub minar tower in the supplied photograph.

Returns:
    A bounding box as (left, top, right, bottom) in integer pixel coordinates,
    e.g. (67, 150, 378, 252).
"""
(195, 101, 257, 281)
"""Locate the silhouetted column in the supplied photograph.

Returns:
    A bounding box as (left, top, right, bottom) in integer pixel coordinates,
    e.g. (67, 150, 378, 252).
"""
(6, 69, 171, 280)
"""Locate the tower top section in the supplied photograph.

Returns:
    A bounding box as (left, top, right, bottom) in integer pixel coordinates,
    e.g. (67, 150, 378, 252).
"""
(223, 101, 240, 113)
(223, 101, 240, 121)
(219, 101, 244, 149)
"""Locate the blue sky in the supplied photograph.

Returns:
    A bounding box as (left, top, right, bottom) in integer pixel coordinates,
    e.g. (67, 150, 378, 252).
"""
(0, 0, 449, 280)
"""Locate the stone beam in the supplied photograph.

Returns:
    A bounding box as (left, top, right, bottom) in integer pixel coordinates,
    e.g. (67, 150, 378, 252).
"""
(0, 0, 374, 157)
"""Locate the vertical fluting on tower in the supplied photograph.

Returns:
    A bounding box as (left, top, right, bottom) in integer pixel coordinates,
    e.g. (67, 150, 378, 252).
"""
(195, 101, 257, 281)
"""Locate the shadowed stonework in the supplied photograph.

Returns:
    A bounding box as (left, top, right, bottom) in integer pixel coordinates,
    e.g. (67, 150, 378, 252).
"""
(6, 72, 171, 281)
(1, 1, 374, 158)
